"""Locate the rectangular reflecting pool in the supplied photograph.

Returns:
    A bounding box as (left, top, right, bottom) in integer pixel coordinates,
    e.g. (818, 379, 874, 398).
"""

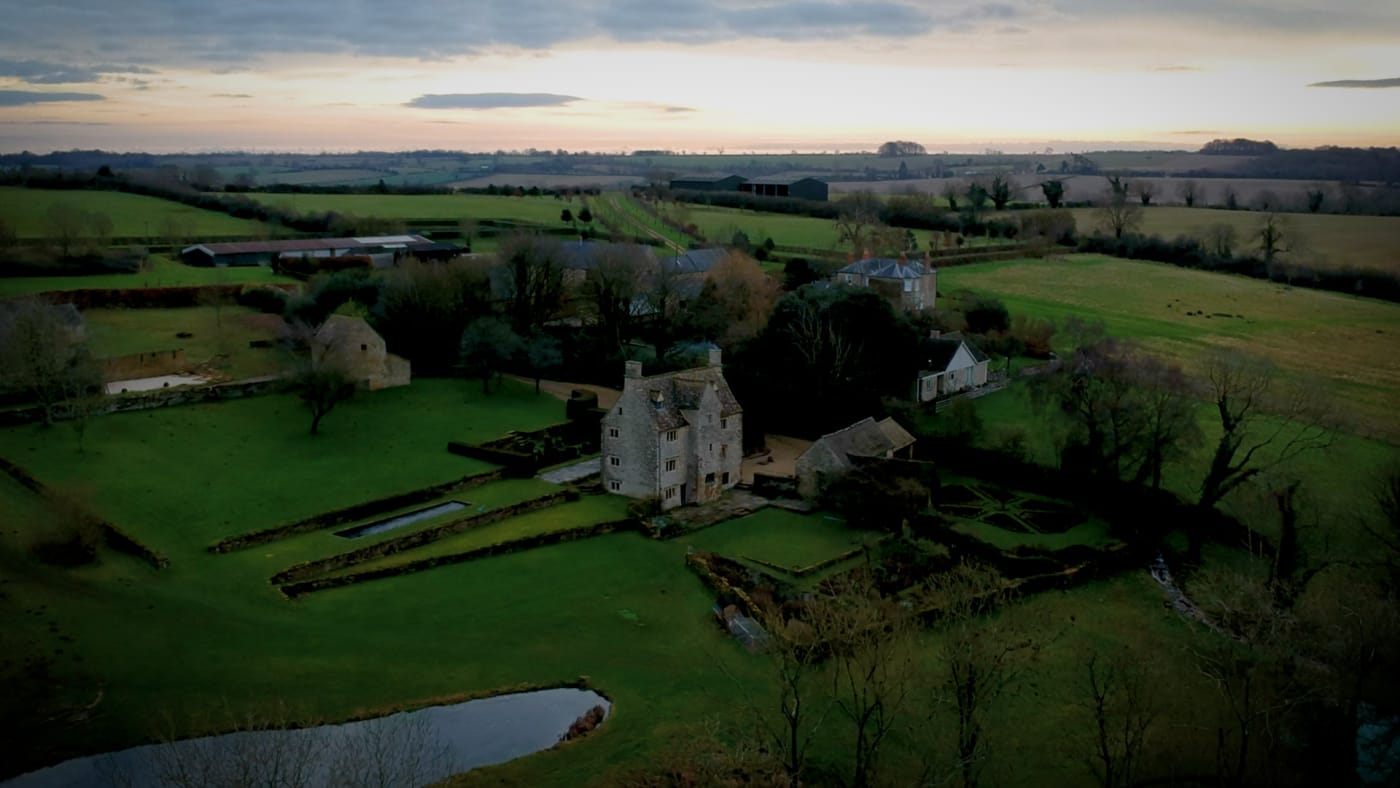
(334, 501, 469, 539)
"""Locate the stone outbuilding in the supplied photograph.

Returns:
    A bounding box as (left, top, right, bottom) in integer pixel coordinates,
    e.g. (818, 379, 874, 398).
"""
(311, 315, 410, 391)
(795, 416, 916, 499)
(600, 349, 743, 510)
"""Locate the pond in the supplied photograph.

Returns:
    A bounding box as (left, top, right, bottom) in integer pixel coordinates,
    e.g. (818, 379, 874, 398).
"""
(1, 687, 609, 788)
(334, 500, 470, 539)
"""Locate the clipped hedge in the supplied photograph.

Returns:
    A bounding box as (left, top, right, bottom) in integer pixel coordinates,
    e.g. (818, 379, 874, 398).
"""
(280, 517, 636, 597)
(39, 283, 296, 310)
(210, 469, 505, 553)
(743, 544, 871, 578)
(271, 490, 570, 584)
(0, 456, 168, 569)
(447, 441, 535, 477)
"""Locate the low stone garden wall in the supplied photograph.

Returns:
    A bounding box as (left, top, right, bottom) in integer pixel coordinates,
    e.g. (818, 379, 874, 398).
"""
(210, 469, 505, 553)
(271, 490, 575, 585)
(280, 516, 636, 598)
(0, 456, 167, 569)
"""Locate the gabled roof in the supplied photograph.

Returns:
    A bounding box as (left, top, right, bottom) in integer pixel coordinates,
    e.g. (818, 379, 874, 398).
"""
(625, 364, 742, 432)
(744, 175, 826, 185)
(670, 173, 745, 184)
(803, 416, 916, 469)
(558, 241, 656, 271)
(921, 335, 989, 374)
(182, 236, 430, 256)
(837, 257, 930, 279)
(659, 247, 727, 275)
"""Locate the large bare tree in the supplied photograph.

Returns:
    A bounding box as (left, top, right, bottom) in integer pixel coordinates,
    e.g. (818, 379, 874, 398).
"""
(0, 297, 102, 427)
(1193, 352, 1333, 559)
(495, 233, 566, 334)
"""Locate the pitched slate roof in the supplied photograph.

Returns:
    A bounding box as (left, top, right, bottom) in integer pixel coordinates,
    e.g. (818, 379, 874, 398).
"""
(921, 335, 989, 374)
(837, 257, 930, 279)
(659, 247, 727, 275)
(627, 364, 742, 432)
(558, 241, 656, 271)
(182, 235, 430, 256)
(803, 416, 916, 470)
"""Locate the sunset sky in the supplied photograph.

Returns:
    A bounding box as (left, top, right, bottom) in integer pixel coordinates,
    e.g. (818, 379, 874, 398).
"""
(0, 1, 1396, 154)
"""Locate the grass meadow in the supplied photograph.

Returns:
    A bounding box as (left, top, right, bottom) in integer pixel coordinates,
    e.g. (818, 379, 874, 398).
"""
(83, 305, 285, 381)
(237, 192, 586, 226)
(681, 203, 842, 249)
(0, 254, 298, 299)
(0, 187, 269, 239)
(1069, 205, 1400, 273)
(940, 254, 1400, 441)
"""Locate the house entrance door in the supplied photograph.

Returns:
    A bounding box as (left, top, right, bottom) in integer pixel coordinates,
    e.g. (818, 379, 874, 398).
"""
(680, 483, 688, 504)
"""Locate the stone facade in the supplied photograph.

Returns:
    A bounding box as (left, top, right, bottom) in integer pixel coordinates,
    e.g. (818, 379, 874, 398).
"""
(833, 254, 937, 313)
(312, 315, 410, 391)
(600, 350, 743, 510)
(795, 417, 916, 499)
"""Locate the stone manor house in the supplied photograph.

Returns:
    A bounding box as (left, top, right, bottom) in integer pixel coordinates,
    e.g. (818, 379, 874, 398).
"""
(600, 350, 743, 510)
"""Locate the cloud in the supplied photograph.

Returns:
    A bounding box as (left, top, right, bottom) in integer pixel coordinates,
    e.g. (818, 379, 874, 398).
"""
(1048, 0, 1400, 36)
(211, 93, 254, 98)
(1153, 65, 1203, 72)
(0, 90, 105, 106)
(664, 106, 696, 113)
(1169, 130, 1222, 135)
(0, 58, 153, 84)
(406, 92, 582, 109)
(1308, 77, 1400, 89)
(0, 1, 1021, 64)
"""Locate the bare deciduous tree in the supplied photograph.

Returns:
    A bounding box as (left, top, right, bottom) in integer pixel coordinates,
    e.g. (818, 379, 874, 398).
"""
(0, 297, 103, 427)
(282, 321, 357, 435)
(834, 191, 884, 253)
(495, 233, 565, 334)
(1097, 187, 1143, 240)
(1177, 179, 1199, 208)
(1193, 352, 1333, 558)
(807, 574, 918, 788)
(1080, 650, 1157, 788)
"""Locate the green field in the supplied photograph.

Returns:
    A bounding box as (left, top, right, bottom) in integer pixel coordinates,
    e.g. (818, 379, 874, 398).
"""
(941, 254, 1400, 441)
(239, 192, 586, 225)
(0, 254, 298, 299)
(84, 305, 284, 381)
(0, 370, 1262, 785)
(0, 187, 270, 239)
(683, 203, 842, 249)
(0, 378, 561, 557)
(1070, 205, 1400, 273)
(686, 508, 871, 569)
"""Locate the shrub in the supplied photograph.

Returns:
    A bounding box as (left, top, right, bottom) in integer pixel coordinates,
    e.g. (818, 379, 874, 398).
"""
(236, 285, 289, 314)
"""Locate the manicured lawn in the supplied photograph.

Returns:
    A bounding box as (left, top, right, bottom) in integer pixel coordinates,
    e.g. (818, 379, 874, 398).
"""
(237, 192, 585, 225)
(0, 187, 270, 239)
(0, 378, 564, 559)
(0, 254, 298, 298)
(1069, 205, 1400, 273)
(685, 507, 871, 569)
(84, 305, 284, 381)
(941, 253, 1400, 441)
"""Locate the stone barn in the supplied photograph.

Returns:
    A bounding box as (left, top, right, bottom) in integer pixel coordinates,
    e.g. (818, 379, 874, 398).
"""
(311, 316, 410, 391)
